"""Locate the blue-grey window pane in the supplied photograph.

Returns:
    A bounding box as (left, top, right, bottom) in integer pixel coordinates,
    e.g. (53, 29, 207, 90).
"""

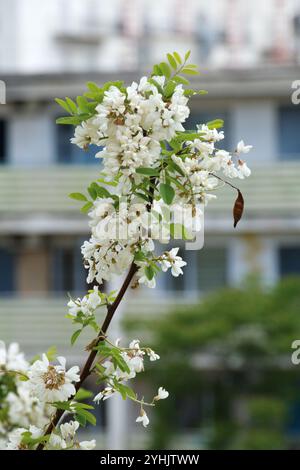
(0, 120, 7, 163)
(56, 124, 99, 164)
(279, 247, 300, 275)
(278, 106, 300, 160)
(197, 247, 227, 292)
(52, 247, 74, 292)
(0, 248, 15, 293)
(52, 242, 88, 295)
(164, 247, 227, 293)
(186, 111, 231, 150)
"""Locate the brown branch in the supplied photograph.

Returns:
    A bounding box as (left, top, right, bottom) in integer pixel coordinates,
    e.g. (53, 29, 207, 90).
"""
(37, 175, 157, 450)
(37, 262, 138, 450)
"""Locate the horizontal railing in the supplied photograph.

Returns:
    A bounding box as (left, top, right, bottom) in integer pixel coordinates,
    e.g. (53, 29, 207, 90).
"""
(0, 163, 300, 214)
(0, 292, 192, 360)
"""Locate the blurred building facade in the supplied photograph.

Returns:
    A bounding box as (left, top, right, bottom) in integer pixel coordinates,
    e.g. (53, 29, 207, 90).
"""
(2, 0, 300, 72)
(1, 0, 300, 449)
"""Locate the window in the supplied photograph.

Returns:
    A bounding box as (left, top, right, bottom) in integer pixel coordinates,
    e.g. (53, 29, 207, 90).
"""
(164, 246, 227, 293)
(197, 247, 227, 292)
(278, 106, 300, 160)
(0, 248, 15, 293)
(56, 123, 99, 164)
(0, 119, 7, 163)
(279, 247, 300, 276)
(186, 111, 231, 150)
(51, 241, 88, 294)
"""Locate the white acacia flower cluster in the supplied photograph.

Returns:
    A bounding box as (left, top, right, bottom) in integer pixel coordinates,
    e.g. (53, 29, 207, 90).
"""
(69, 71, 252, 289)
(6, 422, 96, 451)
(93, 339, 168, 427)
(81, 196, 188, 287)
(171, 131, 252, 207)
(0, 343, 52, 450)
(0, 346, 96, 450)
(72, 76, 189, 182)
(67, 285, 103, 318)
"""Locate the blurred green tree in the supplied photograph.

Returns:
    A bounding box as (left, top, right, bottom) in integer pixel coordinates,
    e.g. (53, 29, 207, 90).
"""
(125, 277, 300, 449)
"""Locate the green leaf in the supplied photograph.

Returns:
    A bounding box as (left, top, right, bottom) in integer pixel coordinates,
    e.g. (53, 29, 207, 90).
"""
(52, 401, 72, 411)
(65, 97, 78, 114)
(121, 384, 137, 400)
(79, 409, 97, 426)
(88, 185, 97, 200)
(167, 53, 177, 70)
(148, 78, 164, 95)
(75, 413, 86, 427)
(86, 82, 100, 93)
(164, 80, 177, 98)
(71, 329, 82, 346)
(152, 64, 162, 76)
(159, 62, 171, 79)
(159, 183, 175, 205)
(76, 96, 90, 114)
(56, 116, 81, 125)
(74, 402, 94, 410)
(75, 388, 93, 401)
(167, 160, 185, 177)
(46, 346, 57, 361)
(80, 202, 93, 214)
(136, 167, 160, 176)
(94, 184, 111, 198)
(184, 50, 191, 61)
(181, 67, 199, 75)
(173, 51, 182, 64)
(112, 352, 131, 374)
(69, 192, 87, 202)
(134, 250, 147, 262)
(145, 265, 155, 281)
(206, 119, 224, 130)
(172, 75, 189, 86)
(55, 98, 72, 114)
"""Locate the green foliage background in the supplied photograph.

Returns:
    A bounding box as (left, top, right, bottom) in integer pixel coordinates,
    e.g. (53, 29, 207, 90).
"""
(125, 277, 300, 449)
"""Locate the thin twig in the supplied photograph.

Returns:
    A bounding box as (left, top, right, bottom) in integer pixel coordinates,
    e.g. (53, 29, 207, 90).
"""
(37, 262, 138, 450)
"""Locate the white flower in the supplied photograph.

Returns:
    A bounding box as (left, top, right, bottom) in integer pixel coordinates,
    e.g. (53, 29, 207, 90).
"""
(237, 160, 251, 179)
(129, 339, 140, 350)
(236, 140, 253, 154)
(6, 382, 50, 429)
(223, 161, 239, 179)
(0, 341, 28, 372)
(94, 386, 114, 403)
(154, 387, 169, 400)
(28, 355, 80, 403)
(60, 420, 79, 440)
(71, 118, 103, 149)
(79, 439, 96, 450)
(48, 432, 67, 449)
(6, 425, 42, 450)
(197, 124, 224, 142)
(137, 266, 157, 289)
(148, 350, 160, 361)
(136, 410, 149, 428)
(160, 248, 187, 277)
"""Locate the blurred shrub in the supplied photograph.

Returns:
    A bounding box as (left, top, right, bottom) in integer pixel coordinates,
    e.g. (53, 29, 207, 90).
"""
(125, 277, 300, 449)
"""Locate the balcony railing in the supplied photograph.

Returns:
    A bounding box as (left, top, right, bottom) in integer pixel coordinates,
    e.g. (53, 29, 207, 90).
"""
(0, 292, 189, 361)
(0, 163, 300, 216)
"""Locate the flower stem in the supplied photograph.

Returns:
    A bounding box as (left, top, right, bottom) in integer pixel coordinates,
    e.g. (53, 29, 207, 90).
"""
(36, 262, 137, 450)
